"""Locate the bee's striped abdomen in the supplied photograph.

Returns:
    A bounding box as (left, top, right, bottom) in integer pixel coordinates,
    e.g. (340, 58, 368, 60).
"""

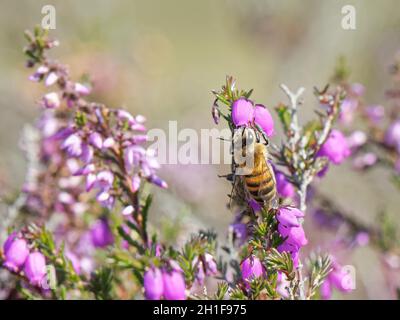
(244, 163, 276, 206)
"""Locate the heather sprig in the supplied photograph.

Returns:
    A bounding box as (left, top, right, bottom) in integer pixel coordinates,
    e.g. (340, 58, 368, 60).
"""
(211, 77, 339, 299)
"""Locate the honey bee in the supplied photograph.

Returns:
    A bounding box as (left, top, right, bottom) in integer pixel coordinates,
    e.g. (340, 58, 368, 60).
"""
(230, 127, 278, 211)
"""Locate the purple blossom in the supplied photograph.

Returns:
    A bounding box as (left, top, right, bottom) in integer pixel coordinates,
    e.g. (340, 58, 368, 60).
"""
(385, 120, 400, 153)
(43, 92, 60, 109)
(3, 234, 30, 272)
(74, 83, 91, 96)
(241, 256, 264, 287)
(90, 218, 114, 248)
(45, 72, 58, 86)
(365, 105, 385, 124)
(275, 171, 295, 198)
(89, 132, 103, 149)
(24, 252, 47, 287)
(254, 104, 274, 136)
(122, 205, 134, 216)
(144, 267, 164, 300)
(352, 152, 378, 169)
(230, 223, 247, 245)
(231, 99, 275, 137)
(347, 130, 367, 149)
(276, 207, 307, 267)
(231, 98, 254, 127)
(204, 253, 218, 276)
(339, 98, 358, 125)
(321, 261, 355, 299)
(29, 65, 49, 82)
(62, 133, 83, 157)
(317, 130, 351, 164)
(162, 269, 186, 300)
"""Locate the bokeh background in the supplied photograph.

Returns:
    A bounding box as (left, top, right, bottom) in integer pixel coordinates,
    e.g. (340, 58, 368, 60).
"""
(1, 0, 400, 299)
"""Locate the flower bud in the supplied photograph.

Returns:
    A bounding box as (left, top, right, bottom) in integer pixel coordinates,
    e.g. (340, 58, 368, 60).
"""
(90, 218, 114, 248)
(241, 256, 264, 286)
(24, 252, 47, 287)
(3, 234, 29, 272)
(89, 132, 103, 149)
(43, 92, 60, 109)
(144, 268, 164, 300)
(45, 72, 58, 86)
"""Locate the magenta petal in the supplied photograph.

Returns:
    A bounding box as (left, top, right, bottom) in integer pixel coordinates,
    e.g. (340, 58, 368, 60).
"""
(24, 252, 47, 286)
(162, 270, 186, 300)
(231, 98, 254, 127)
(254, 104, 274, 137)
(144, 268, 164, 300)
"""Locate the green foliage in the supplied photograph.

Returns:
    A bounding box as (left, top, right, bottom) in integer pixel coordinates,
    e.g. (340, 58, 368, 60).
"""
(307, 254, 332, 299)
(214, 282, 229, 300)
(88, 267, 115, 300)
(266, 249, 295, 281)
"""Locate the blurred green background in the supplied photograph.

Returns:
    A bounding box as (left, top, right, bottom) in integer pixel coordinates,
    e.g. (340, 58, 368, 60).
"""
(1, 0, 400, 299)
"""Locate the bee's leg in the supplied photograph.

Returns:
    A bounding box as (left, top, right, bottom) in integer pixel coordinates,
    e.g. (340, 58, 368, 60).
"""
(218, 173, 234, 182)
(228, 176, 239, 210)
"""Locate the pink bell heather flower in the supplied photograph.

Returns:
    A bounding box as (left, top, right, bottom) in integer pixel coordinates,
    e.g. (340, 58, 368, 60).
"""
(62, 133, 83, 157)
(230, 222, 247, 245)
(90, 218, 114, 248)
(232, 98, 254, 127)
(131, 174, 141, 193)
(320, 279, 332, 299)
(320, 259, 355, 299)
(254, 104, 274, 136)
(89, 132, 103, 149)
(347, 130, 367, 149)
(74, 83, 91, 96)
(317, 130, 351, 164)
(365, 105, 384, 124)
(352, 152, 378, 169)
(162, 269, 186, 300)
(45, 72, 58, 86)
(355, 232, 370, 247)
(3, 234, 30, 272)
(277, 207, 306, 267)
(29, 65, 49, 82)
(350, 83, 365, 97)
(144, 267, 164, 300)
(385, 120, 400, 153)
(278, 224, 308, 248)
(204, 253, 218, 276)
(102, 137, 115, 149)
(148, 175, 168, 189)
(43, 92, 60, 109)
(241, 255, 264, 286)
(339, 98, 358, 125)
(122, 205, 134, 216)
(275, 171, 295, 198)
(277, 207, 304, 227)
(24, 252, 47, 287)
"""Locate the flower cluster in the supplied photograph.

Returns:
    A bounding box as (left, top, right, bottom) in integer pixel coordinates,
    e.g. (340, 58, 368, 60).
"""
(144, 263, 186, 300)
(2, 232, 47, 287)
(276, 207, 308, 267)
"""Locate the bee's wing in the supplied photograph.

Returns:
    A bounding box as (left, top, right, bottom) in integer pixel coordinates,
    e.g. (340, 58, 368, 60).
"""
(229, 175, 247, 210)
